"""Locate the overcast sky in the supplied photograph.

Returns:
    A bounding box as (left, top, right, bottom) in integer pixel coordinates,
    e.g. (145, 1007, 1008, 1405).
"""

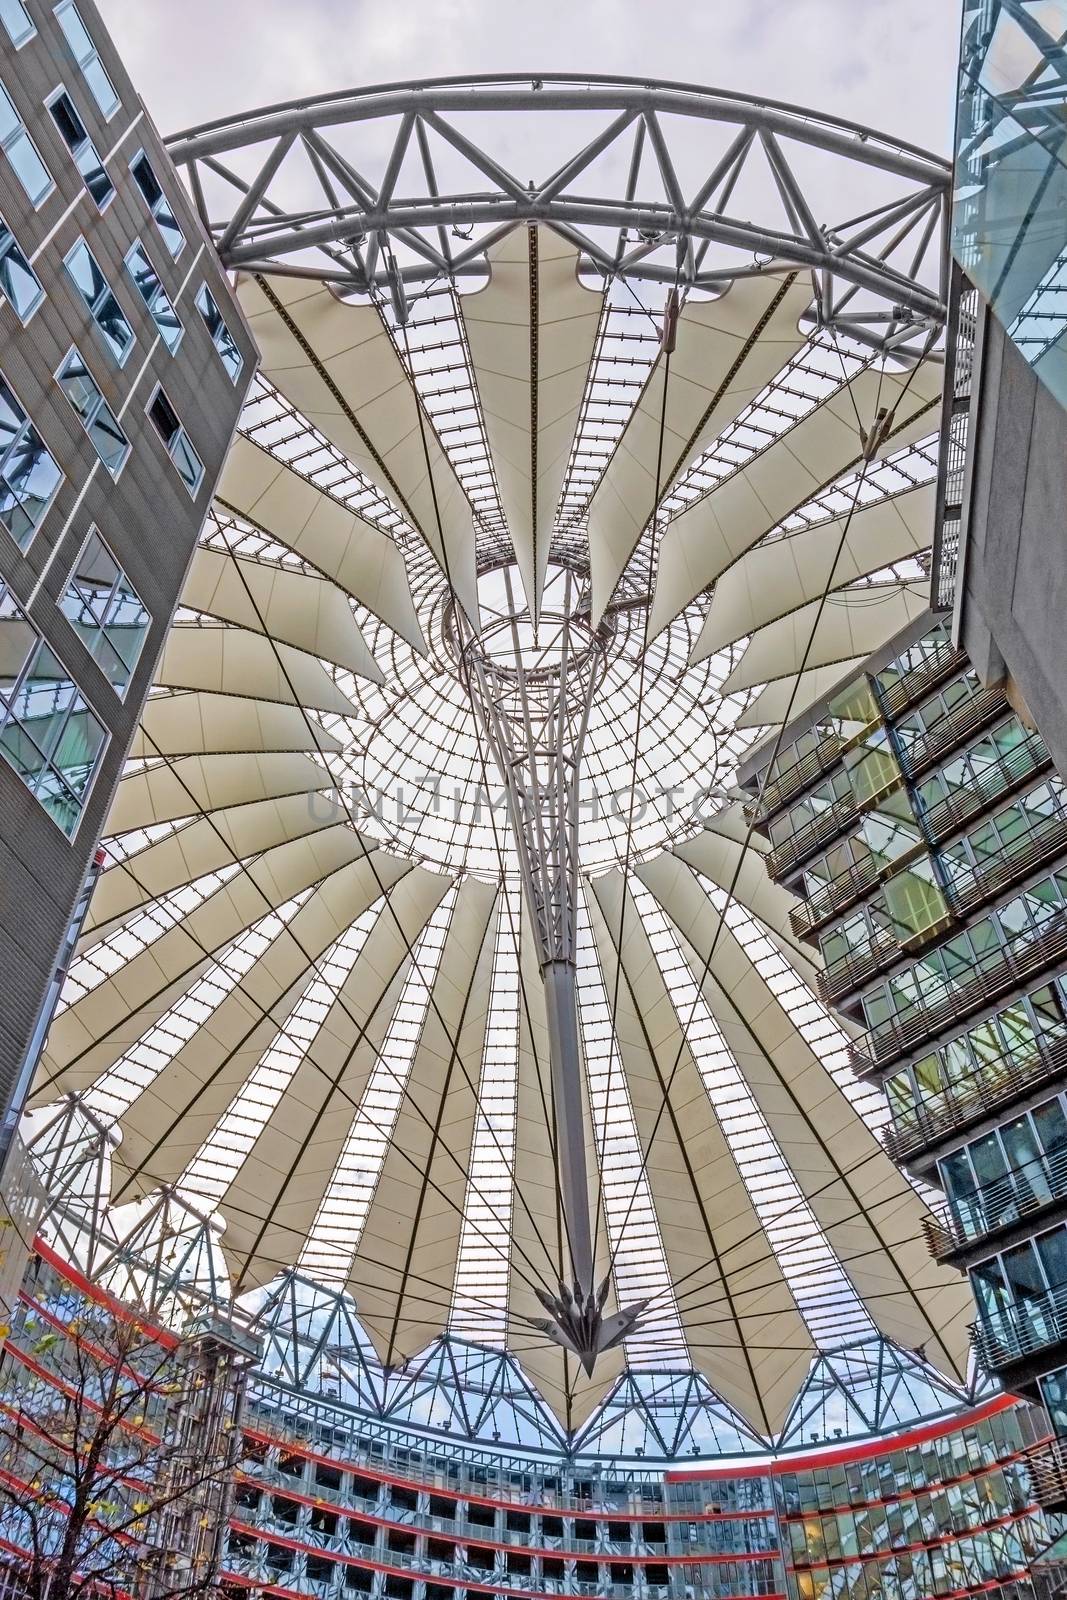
(97, 0, 963, 156)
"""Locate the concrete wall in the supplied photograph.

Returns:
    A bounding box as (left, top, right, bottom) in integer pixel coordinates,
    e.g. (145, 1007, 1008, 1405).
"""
(0, 0, 256, 1118)
(958, 300, 1067, 776)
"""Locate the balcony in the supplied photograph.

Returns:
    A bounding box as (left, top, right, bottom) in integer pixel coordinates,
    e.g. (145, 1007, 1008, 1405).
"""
(1024, 1436, 1067, 1515)
(896, 683, 1006, 782)
(923, 1143, 1067, 1260)
(766, 793, 858, 878)
(788, 731, 1053, 940)
(885, 1032, 1067, 1166)
(947, 810, 1067, 921)
(971, 1280, 1067, 1374)
(817, 927, 899, 1005)
(850, 907, 1067, 1075)
(750, 731, 845, 822)
(789, 853, 883, 940)
(875, 637, 967, 718)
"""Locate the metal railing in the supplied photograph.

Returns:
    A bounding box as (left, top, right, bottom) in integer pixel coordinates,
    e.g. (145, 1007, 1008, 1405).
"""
(751, 732, 845, 822)
(766, 691, 1008, 882)
(788, 733, 1052, 939)
(924, 1144, 1067, 1259)
(1023, 1436, 1067, 1515)
(751, 640, 967, 830)
(766, 793, 858, 877)
(817, 928, 899, 1005)
(947, 811, 1067, 919)
(971, 1278, 1067, 1370)
(896, 684, 1006, 781)
(851, 907, 1067, 1074)
(789, 854, 882, 940)
(876, 638, 967, 719)
(885, 1031, 1067, 1165)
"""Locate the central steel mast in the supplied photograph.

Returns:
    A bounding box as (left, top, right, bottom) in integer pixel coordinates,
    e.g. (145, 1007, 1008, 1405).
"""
(459, 566, 645, 1371)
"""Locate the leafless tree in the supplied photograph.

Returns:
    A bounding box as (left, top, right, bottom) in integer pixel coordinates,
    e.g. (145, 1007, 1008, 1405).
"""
(0, 1284, 241, 1600)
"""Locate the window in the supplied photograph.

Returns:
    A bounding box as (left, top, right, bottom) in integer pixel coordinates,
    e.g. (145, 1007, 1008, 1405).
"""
(47, 90, 112, 208)
(0, 373, 62, 549)
(130, 151, 184, 257)
(54, 2, 119, 118)
(0, 583, 107, 836)
(65, 239, 134, 364)
(195, 284, 242, 381)
(0, 214, 43, 321)
(57, 349, 129, 476)
(0, 0, 34, 47)
(147, 386, 202, 494)
(125, 242, 181, 351)
(0, 81, 52, 205)
(60, 531, 149, 695)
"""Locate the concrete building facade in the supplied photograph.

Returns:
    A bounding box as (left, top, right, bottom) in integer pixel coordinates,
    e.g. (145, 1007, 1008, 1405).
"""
(0, 0, 255, 1135)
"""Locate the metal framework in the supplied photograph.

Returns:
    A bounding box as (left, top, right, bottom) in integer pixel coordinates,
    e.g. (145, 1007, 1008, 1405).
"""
(456, 566, 645, 1362)
(165, 74, 951, 353)
(16, 73, 984, 1464)
(22, 1095, 981, 1464)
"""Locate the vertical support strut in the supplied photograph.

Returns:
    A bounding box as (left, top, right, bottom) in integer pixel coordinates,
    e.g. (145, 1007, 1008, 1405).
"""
(459, 568, 645, 1371)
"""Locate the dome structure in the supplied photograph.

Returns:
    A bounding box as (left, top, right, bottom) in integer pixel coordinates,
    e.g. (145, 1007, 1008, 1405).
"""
(26, 77, 974, 1447)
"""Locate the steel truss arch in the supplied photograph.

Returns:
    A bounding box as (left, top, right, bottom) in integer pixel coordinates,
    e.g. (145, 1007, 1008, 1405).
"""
(166, 73, 951, 351)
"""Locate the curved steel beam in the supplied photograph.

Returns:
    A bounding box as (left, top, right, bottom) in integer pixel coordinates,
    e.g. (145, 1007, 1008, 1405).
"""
(222, 195, 947, 319)
(165, 74, 951, 335)
(166, 74, 951, 185)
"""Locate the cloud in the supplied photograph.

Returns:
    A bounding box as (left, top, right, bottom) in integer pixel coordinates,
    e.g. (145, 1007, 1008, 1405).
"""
(98, 0, 961, 158)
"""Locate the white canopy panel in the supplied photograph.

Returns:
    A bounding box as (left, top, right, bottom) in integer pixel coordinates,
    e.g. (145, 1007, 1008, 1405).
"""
(30, 220, 959, 1437)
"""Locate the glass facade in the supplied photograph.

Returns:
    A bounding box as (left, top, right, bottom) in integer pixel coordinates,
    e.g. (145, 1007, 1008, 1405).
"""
(47, 88, 113, 208)
(0, 371, 62, 548)
(0, 582, 106, 835)
(57, 346, 130, 475)
(744, 611, 1067, 1430)
(954, 0, 1067, 409)
(0, 1249, 1061, 1600)
(59, 528, 150, 695)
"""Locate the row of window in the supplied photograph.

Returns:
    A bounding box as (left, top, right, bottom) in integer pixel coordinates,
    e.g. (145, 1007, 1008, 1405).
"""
(776, 1412, 1029, 1516)
(0, 53, 180, 247)
(767, 660, 988, 855)
(939, 1089, 1067, 1243)
(784, 1466, 1029, 1564)
(1, 0, 118, 114)
(798, 714, 1046, 912)
(60, 232, 238, 376)
(0, 578, 105, 835)
(229, 1527, 689, 1583)
(817, 775, 1067, 976)
(885, 977, 1067, 1125)
(790, 1529, 1042, 1600)
(242, 1435, 714, 1524)
(971, 1218, 1067, 1343)
(1, 344, 204, 542)
(236, 1487, 686, 1553)
(234, 1487, 772, 1561)
(860, 868, 1067, 1036)
(760, 619, 956, 802)
(225, 1535, 749, 1596)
